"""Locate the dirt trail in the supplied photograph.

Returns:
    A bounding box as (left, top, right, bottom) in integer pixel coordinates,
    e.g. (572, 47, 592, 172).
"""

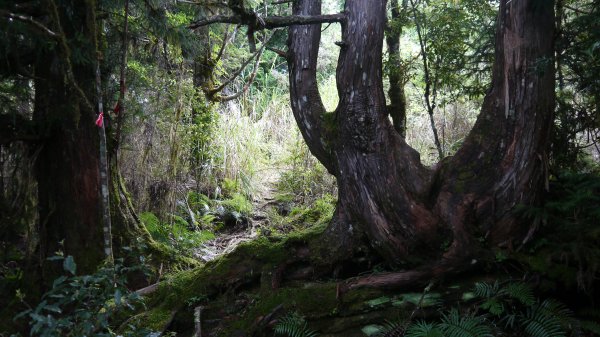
(195, 167, 284, 261)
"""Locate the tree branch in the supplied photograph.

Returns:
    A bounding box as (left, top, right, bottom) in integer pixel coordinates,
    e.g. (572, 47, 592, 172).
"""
(266, 46, 287, 58)
(207, 36, 264, 95)
(210, 32, 273, 102)
(214, 24, 236, 64)
(0, 9, 59, 39)
(189, 13, 345, 30)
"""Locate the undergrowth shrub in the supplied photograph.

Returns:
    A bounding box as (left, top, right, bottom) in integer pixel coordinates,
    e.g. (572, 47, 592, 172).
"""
(140, 211, 214, 256)
(221, 193, 253, 215)
(519, 172, 600, 292)
(288, 194, 336, 227)
(365, 280, 598, 337)
(14, 255, 152, 337)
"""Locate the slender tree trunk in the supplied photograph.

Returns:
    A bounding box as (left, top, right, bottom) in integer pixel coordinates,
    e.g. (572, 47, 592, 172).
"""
(410, 0, 444, 160)
(386, 0, 408, 137)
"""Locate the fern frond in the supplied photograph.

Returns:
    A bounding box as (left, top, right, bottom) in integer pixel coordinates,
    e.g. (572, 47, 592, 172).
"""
(405, 321, 443, 337)
(480, 298, 504, 316)
(538, 299, 574, 328)
(274, 312, 317, 337)
(522, 300, 571, 337)
(473, 281, 499, 299)
(504, 282, 535, 306)
(379, 320, 405, 337)
(440, 309, 493, 337)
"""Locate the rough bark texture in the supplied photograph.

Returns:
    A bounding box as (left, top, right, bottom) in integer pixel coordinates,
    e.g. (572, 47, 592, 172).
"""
(288, 0, 554, 278)
(34, 0, 104, 280)
(386, 0, 408, 137)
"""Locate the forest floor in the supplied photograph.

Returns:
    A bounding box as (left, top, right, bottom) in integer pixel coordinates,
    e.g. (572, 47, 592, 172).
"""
(194, 167, 285, 262)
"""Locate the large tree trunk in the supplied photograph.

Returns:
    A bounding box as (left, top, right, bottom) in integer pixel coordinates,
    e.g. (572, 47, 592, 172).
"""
(288, 0, 554, 275)
(34, 0, 104, 282)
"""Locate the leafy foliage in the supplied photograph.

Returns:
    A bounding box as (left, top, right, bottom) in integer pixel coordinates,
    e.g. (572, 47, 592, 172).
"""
(522, 300, 572, 337)
(370, 281, 580, 337)
(439, 309, 492, 337)
(221, 193, 253, 215)
(553, 0, 600, 170)
(273, 312, 318, 337)
(140, 211, 215, 256)
(405, 321, 442, 337)
(15, 255, 152, 337)
(520, 172, 600, 291)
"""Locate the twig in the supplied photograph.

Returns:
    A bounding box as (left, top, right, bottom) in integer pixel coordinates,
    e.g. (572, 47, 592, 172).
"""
(213, 32, 273, 102)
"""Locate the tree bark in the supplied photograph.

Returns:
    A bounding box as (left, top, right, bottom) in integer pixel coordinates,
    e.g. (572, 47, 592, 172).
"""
(34, 0, 104, 281)
(288, 0, 554, 274)
(386, 0, 408, 138)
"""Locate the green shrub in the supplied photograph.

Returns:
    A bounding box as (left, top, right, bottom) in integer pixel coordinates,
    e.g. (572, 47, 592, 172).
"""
(15, 255, 151, 337)
(187, 191, 211, 213)
(140, 212, 168, 244)
(519, 172, 600, 291)
(221, 178, 240, 197)
(221, 193, 253, 215)
(140, 211, 214, 256)
(289, 194, 336, 227)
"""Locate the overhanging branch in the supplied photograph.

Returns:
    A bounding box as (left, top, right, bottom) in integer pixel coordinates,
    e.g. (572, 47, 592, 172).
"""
(189, 13, 345, 30)
(0, 9, 59, 39)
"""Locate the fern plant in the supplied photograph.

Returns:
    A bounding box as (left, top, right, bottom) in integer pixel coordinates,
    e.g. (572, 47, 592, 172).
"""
(364, 281, 581, 337)
(274, 312, 318, 337)
(521, 299, 572, 337)
(439, 309, 492, 337)
(368, 320, 406, 337)
(405, 321, 442, 337)
(473, 281, 575, 337)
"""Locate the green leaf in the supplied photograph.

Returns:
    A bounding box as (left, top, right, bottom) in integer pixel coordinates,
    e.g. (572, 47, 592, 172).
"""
(367, 296, 391, 307)
(44, 305, 62, 314)
(481, 299, 504, 316)
(63, 256, 77, 275)
(114, 289, 122, 305)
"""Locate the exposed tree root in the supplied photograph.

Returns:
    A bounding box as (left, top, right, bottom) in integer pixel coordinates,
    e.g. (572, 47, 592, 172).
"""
(337, 256, 477, 297)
